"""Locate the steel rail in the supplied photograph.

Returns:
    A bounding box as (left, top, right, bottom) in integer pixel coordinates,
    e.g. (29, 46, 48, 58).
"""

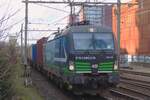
(119, 69, 150, 77)
(110, 88, 148, 100)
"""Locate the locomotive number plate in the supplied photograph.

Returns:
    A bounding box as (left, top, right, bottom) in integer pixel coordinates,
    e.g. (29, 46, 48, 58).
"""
(91, 64, 98, 74)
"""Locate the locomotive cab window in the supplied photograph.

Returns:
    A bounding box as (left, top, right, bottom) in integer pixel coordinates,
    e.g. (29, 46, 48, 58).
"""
(72, 33, 114, 51)
(73, 33, 93, 50)
(94, 33, 114, 50)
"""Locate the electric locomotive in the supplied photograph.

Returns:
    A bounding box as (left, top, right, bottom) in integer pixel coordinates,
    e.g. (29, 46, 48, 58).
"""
(43, 24, 119, 93)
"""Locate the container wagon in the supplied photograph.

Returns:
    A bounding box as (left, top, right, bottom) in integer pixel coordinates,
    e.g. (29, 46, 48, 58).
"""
(27, 44, 37, 66)
(36, 37, 48, 70)
(27, 45, 32, 65)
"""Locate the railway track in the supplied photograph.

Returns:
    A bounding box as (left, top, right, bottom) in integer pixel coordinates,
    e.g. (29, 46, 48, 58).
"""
(31, 68, 106, 100)
(119, 69, 150, 77)
(31, 66, 150, 100)
(110, 87, 148, 100)
(109, 68, 150, 100)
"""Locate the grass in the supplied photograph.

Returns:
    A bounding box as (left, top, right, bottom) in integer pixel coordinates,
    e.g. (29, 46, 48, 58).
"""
(10, 60, 44, 100)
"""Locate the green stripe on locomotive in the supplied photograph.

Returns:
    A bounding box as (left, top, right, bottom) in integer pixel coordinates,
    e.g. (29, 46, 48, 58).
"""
(74, 61, 114, 73)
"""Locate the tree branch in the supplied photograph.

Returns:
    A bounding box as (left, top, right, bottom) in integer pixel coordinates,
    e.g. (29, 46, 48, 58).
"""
(0, 9, 21, 24)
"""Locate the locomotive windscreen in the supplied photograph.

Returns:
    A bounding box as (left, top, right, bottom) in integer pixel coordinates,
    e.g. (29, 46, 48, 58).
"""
(73, 33, 114, 50)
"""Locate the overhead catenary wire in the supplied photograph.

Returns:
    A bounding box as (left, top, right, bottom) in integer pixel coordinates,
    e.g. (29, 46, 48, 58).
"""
(34, 3, 69, 13)
(29, 15, 69, 27)
(22, 37, 38, 41)
(25, 29, 58, 32)
(28, 15, 69, 26)
(22, 0, 138, 5)
(28, 22, 68, 25)
(27, 3, 70, 32)
(27, 15, 69, 32)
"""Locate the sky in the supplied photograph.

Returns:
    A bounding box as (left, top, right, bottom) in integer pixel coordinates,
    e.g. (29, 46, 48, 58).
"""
(0, 0, 131, 44)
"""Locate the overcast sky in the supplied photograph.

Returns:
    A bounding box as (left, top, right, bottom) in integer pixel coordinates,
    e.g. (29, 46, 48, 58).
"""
(0, 0, 131, 44)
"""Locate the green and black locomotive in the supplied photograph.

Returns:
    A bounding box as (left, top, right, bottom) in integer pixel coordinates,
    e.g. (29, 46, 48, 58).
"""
(42, 24, 119, 93)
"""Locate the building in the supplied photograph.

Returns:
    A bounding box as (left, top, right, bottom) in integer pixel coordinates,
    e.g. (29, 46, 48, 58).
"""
(103, 5, 112, 28)
(79, 5, 103, 25)
(113, 0, 150, 63)
(78, 5, 112, 28)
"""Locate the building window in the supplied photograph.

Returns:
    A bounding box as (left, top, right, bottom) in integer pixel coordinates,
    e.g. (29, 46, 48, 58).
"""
(127, 15, 131, 27)
(139, 0, 144, 9)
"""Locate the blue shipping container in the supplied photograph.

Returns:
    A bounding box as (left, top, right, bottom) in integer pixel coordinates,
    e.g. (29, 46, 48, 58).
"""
(32, 44, 37, 62)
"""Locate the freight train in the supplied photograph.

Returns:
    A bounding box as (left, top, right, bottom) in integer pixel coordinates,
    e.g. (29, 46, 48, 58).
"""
(28, 24, 119, 94)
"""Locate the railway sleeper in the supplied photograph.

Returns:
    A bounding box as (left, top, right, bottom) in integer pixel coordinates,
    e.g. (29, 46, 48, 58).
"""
(118, 83, 150, 97)
(110, 88, 147, 100)
(120, 79, 150, 89)
(120, 74, 150, 83)
(119, 69, 150, 77)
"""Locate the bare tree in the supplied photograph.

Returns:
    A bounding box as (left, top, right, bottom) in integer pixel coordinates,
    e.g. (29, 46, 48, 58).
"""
(0, 0, 21, 99)
(0, 0, 22, 41)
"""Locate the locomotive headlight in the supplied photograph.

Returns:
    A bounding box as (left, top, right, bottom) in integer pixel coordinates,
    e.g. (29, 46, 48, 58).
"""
(114, 64, 118, 70)
(114, 62, 118, 70)
(69, 61, 74, 71)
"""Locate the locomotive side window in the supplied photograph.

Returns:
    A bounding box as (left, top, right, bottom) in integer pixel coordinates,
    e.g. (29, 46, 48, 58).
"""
(60, 37, 65, 58)
(53, 37, 67, 63)
(45, 41, 55, 64)
(55, 39, 61, 58)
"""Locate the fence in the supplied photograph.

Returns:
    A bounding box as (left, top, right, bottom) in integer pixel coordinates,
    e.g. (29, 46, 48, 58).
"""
(120, 55, 150, 67)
